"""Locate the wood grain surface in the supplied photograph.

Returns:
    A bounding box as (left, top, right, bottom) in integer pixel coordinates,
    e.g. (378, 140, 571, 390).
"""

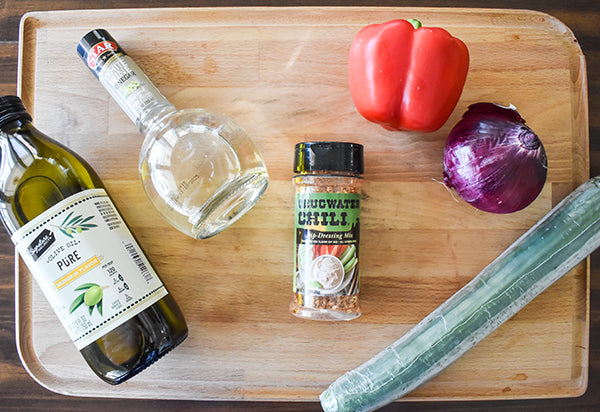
(2, 1, 600, 411)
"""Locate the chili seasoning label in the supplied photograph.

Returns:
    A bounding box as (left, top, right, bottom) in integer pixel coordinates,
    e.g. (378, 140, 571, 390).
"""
(294, 192, 360, 297)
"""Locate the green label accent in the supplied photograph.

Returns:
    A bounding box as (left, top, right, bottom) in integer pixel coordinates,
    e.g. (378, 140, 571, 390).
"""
(293, 192, 361, 295)
(295, 192, 360, 231)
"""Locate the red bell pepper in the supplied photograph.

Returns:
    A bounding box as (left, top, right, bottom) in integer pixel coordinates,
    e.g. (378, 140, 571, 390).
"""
(349, 19, 469, 132)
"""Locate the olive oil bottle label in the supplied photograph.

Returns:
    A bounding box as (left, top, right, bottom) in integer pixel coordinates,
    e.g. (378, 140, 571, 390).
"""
(12, 189, 168, 349)
(294, 192, 360, 296)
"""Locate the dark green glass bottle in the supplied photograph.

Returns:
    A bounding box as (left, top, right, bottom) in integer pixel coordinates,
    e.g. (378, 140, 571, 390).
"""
(0, 95, 187, 384)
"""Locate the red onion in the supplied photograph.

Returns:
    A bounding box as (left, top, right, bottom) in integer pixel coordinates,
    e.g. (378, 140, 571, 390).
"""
(442, 103, 547, 214)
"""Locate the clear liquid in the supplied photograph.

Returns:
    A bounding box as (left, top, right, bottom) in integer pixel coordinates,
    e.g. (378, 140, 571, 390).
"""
(140, 109, 268, 239)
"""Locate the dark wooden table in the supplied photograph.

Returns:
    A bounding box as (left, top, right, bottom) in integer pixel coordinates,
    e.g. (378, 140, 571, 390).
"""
(1, 1, 599, 410)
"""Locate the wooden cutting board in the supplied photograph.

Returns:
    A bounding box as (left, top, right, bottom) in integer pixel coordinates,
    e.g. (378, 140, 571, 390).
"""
(16, 7, 589, 401)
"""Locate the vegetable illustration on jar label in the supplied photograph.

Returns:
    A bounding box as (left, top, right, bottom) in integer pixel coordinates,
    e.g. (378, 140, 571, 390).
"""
(294, 192, 360, 297)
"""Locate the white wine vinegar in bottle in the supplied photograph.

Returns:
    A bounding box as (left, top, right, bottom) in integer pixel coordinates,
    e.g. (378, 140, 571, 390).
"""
(0, 95, 188, 384)
(77, 29, 269, 239)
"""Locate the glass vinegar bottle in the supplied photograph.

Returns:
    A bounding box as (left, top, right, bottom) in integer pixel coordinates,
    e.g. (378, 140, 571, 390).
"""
(0, 95, 188, 384)
(77, 29, 269, 239)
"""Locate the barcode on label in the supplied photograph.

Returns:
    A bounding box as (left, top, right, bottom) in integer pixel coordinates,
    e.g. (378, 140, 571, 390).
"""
(122, 241, 153, 283)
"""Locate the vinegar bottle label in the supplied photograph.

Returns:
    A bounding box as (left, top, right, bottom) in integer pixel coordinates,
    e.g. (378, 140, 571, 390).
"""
(97, 55, 169, 124)
(78, 29, 173, 126)
(12, 189, 168, 349)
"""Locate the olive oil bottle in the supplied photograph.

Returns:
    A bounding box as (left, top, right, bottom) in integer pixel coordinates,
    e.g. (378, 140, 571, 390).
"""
(0, 95, 188, 384)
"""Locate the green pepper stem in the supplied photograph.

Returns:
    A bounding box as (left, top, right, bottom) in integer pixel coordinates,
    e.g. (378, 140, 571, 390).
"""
(407, 18, 422, 29)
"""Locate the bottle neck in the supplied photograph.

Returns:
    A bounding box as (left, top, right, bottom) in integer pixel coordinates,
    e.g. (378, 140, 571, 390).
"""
(0, 95, 33, 134)
(97, 55, 176, 135)
(137, 102, 177, 136)
(0, 118, 32, 134)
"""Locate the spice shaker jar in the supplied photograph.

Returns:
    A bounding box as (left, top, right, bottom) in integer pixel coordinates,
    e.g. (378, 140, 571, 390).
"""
(290, 142, 364, 321)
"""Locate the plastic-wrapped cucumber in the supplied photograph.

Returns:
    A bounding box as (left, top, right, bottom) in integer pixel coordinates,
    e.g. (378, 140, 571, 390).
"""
(320, 177, 600, 412)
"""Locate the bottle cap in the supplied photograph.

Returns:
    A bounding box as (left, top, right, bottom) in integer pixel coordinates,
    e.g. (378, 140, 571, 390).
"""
(294, 141, 364, 174)
(0, 95, 32, 129)
(77, 29, 125, 78)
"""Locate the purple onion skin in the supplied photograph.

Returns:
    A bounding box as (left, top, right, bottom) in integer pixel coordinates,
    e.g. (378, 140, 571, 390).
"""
(443, 103, 547, 214)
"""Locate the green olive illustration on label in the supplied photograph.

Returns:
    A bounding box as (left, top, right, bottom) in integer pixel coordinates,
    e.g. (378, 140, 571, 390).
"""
(84, 285, 103, 306)
(70, 282, 104, 316)
(56, 212, 98, 238)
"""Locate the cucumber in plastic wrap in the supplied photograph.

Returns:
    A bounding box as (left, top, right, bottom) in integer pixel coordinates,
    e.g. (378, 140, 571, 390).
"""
(320, 177, 600, 412)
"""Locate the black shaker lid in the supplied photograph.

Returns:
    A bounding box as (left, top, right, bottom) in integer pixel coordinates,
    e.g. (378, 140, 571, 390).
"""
(0, 95, 32, 129)
(294, 141, 364, 174)
(77, 29, 125, 77)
